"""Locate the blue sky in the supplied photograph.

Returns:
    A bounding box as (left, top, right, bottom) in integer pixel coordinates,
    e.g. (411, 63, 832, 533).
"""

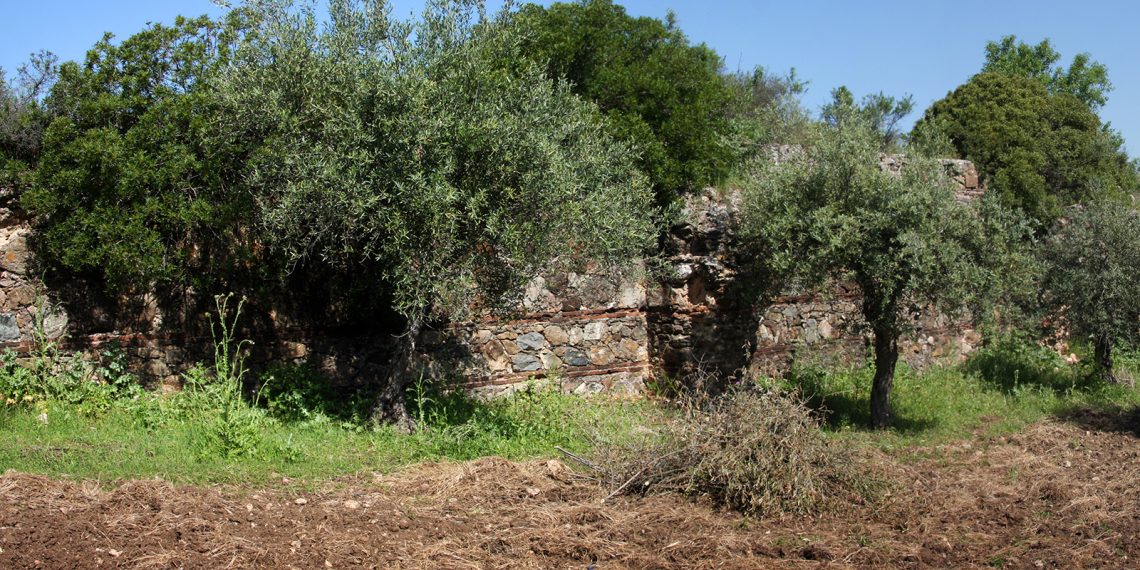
(3, 0, 1138, 155)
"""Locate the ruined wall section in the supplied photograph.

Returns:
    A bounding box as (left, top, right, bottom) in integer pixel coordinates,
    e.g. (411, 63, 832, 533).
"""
(417, 274, 651, 396)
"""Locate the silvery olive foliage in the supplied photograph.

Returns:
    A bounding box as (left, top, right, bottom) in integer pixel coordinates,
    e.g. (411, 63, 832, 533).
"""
(215, 0, 657, 322)
(739, 109, 1033, 428)
(1037, 200, 1140, 382)
(214, 0, 658, 424)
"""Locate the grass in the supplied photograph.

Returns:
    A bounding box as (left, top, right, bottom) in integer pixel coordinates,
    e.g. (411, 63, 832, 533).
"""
(0, 295, 664, 485)
(2, 312, 1138, 490)
(0, 379, 662, 486)
(782, 332, 1140, 449)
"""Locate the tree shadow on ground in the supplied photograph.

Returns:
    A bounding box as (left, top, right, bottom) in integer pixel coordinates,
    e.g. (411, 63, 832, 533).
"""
(1054, 405, 1140, 437)
(783, 366, 936, 434)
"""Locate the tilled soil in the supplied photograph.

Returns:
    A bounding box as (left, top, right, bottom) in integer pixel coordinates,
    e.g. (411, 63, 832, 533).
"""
(2, 408, 1139, 569)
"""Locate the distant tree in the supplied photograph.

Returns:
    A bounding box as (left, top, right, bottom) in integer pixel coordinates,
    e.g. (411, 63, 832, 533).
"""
(916, 72, 1136, 229)
(982, 35, 1112, 110)
(517, 0, 735, 204)
(215, 0, 658, 426)
(721, 65, 812, 161)
(739, 111, 1033, 428)
(23, 13, 256, 290)
(0, 51, 59, 190)
(1037, 200, 1140, 382)
(820, 86, 914, 152)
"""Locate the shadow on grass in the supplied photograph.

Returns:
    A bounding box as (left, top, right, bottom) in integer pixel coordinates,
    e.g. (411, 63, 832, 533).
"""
(783, 365, 937, 434)
(962, 331, 1093, 396)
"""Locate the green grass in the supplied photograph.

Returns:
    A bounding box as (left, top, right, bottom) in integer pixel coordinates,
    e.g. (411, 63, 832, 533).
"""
(0, 377, 663, 485)
(3, 321, 1138, 485)
(782, 332, 1140, 449)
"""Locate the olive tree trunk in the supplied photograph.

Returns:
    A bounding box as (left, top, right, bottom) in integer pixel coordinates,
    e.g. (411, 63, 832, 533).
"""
(1094, 335, 1118, 384)
(372, 315, 423, 432)
(870, 327, 899, 429)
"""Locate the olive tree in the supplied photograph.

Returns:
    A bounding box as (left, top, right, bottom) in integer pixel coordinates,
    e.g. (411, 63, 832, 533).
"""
(215, 0, 658, 426)
(1037, 200, 1140, 382)
(739, 110, 1032, 428)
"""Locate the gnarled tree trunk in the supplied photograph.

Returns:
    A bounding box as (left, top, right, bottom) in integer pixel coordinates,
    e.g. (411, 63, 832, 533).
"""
(870, 327, 899, 429)
(372, 315, 423, 432)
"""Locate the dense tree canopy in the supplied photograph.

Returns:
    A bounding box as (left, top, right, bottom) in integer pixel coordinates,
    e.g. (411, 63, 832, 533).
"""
(517, 0, 734, 204)
(22, 12, 256, 289)
(982, 35, 1112, 110)
(214, 0, 658, 424)
(1037, 201, 1140, 382)
(740, 112, 1032, 428)
(917, 72, 1136, 229)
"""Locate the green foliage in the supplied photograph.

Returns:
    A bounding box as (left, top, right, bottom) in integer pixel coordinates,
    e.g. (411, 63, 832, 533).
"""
(1036, 201, 1140, 381)
(23, 12, 259, 290)
(740, 111, 1033, 426)
(517, 0, 735, 202)
(403, 378, 602, 460)
(917, 73, 1137, 229)
(0, 51, 59, 190)
(821, 86, 914, 152)
(964, 329, 1089, 394)
(741, 112, 1031, 334)
(0, 347, 140, 417)
(981, 35, 1112, 110)
(257, 362, 338, 423)
(218, 0, 657, 322)
(720, 66, 812, 164)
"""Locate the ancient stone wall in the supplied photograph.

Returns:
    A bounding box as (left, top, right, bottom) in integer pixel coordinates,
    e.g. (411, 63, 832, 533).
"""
(0, 157, 987, 396)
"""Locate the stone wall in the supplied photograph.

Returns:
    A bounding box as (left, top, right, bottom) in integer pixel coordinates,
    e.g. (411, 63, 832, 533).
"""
(0, 156, 987, 396)
(647, 154, 986, 384)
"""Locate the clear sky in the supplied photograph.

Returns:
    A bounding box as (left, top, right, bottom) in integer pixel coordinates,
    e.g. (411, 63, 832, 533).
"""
(3, 0, 1138, 156)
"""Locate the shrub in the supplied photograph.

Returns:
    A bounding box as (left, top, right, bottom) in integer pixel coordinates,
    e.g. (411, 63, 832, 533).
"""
(583, 382, 880, 516)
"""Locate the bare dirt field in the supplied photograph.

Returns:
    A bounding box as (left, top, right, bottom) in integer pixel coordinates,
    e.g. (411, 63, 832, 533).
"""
(2, 408, 1138, 569)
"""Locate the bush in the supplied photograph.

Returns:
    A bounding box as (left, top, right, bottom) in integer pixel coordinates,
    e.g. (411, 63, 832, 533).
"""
(584, 382, 880, 516)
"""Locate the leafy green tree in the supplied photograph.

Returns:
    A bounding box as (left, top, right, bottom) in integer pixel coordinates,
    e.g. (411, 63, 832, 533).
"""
(739, 111, 1032, 428)
(215, 0, 658, 425)
(1037, 200, 1140, 382)
(820, 86, 913, 152)
(917, 72, 1136, 229)
(23, 12, 255, 290)
(517, 0, 735, 204)
(982, 35, 1112, 110)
